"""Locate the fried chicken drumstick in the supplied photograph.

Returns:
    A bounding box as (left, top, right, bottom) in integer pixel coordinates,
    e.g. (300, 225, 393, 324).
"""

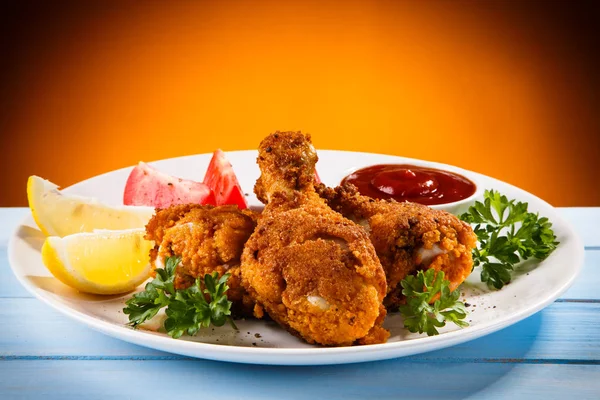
(242, 131, 389, 346)
(317, 183, 477, 308)
(145, 204, 259, 315)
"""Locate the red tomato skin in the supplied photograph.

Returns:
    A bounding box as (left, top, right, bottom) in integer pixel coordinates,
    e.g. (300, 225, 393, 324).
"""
(204, 149, 248, 209)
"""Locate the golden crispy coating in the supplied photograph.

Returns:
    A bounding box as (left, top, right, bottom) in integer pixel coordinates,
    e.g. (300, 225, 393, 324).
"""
(253, 131, 319, 208)
(242, 131, 388, 346)
(145, 204, 258, 315)
(317, 183, 477, 308)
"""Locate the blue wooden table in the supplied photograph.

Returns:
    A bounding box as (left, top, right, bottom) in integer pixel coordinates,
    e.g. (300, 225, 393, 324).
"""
(1, 207, 599, 399)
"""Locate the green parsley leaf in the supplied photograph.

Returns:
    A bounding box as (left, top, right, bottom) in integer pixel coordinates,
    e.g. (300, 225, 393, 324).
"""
(123, 255, 181, 327)
(164, 272, 236, 338)
(460, 189, 559, 289)
(399, 269, 468, 336)
(123, 282, 169, 327)
(151, 255, 178, 296)
(123, 256, 236, 337)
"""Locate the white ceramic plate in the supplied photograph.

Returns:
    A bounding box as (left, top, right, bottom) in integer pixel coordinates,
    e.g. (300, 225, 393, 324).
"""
(8, 150, 583, 365)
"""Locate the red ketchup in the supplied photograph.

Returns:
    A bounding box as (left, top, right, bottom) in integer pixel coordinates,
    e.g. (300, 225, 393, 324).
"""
(341, 164, 476, 206)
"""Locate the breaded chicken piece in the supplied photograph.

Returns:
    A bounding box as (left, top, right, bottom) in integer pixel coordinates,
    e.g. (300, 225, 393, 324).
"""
(145, 204, 259, 315)
(242, 132, 388, 346)
(317, 183, 477, 308)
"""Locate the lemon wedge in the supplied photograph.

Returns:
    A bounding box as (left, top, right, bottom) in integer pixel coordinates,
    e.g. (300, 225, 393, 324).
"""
(41, 228, 154, 294)
(27, 175, 154, 237)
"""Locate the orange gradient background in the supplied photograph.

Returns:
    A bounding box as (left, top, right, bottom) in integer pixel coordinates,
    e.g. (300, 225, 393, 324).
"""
(1, 0, 599, 206)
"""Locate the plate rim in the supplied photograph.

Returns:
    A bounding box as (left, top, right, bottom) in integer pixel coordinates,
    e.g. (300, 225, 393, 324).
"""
(7, 149, 585, 365)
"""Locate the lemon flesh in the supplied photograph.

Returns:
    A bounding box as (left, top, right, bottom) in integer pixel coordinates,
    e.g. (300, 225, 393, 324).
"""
(27, 175, 154, 237)
(42, 228, 154, 295)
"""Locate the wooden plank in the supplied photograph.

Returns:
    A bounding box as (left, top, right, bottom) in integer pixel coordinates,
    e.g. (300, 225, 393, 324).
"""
(0, 249, 30, 298)
(1, 299, 599, 362)
(558, 208, 600, 248)
(432, 301, 600, 362)
(0, 360, 598, 399)
(0, 297, 168, 358)
(562, 250, 600, 300)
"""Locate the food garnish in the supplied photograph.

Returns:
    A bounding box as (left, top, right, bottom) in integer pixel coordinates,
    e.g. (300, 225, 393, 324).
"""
(28, 175, 154, 237)
(41, 228, 154, 295)
(124, 256, 237, 338)
(123, 162, 216, 208)
(460, 189, 559, 289)
(399, 269, 469, 336)
(203, 149, 248, 209)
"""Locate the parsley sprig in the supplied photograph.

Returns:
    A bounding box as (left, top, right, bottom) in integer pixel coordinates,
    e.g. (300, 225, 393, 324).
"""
(399, 269, 468, 336)
(460, 189, 559, 289)
(123, 256, 237, 338)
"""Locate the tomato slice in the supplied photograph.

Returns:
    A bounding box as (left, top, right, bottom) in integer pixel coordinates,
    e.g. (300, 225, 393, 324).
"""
(123, 162, 216, 208)
(203, 149, 248, 209)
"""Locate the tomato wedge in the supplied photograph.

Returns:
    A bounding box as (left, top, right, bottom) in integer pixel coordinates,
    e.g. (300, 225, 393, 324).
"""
(124, 162, 216, 208)
(203, 149, 248, 209)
